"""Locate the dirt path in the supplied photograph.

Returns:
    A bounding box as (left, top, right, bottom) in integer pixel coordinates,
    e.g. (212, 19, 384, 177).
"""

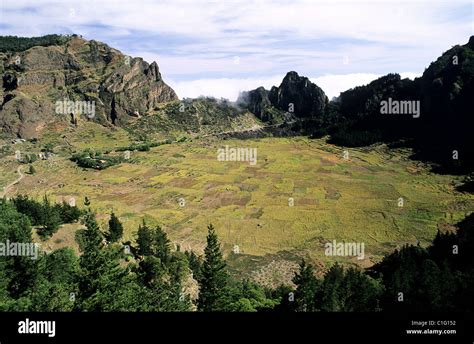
(0, 166, 24, 198)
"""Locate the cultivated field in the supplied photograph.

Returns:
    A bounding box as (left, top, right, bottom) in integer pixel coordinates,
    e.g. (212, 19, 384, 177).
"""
(1, 123, 473, 286)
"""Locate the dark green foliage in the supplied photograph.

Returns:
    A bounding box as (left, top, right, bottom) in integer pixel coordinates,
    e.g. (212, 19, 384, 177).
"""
(185, 250, 203, 282)
(41, 142, 54, 153)
(29, 248, 78, 311)
(71, 149, 124, 170)
(0, 201, 38, 299)
(115, 140, 171, 152)
(106, 212, 123, 243)
(11, 195, 81, 239)
(0, 35, 70, 53)
(318, 265, 382, 312)
(11, 195, 43, 226)
(53, 202, 82, 224)
(316, 37, 474, 173)
(76, 211, 140, 311)
(212, 280, 279, 312)
(136, 221, 153, 256)
(292, 259, 319, 311)
(370, 213, 474, 312)
(39, 196, 61, 238)
(0, 197, 472, 313)
(197, 224, 228, 311)
(133, 222, 190, 311)
(135, 221, 172, 264)
(279, 261, 383, 312)
(20, 154, 38, 164)
(153, 225, 171, 264)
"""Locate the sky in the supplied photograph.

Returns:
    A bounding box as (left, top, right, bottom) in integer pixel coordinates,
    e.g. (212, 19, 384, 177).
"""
(0, 0, 472, 100)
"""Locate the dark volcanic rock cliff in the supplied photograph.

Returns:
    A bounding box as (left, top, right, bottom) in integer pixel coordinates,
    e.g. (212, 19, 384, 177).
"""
(268, 71, 327, 118)
(238, 71, 328, 122)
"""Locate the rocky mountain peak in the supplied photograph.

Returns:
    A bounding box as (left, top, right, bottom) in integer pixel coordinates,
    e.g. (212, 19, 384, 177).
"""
(239, 71, 328, 122)
(0, 35, 177, 138)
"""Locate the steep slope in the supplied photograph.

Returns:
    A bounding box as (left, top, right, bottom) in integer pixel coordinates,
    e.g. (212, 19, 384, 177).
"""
(127, 97, 261, 140)
(0, 35, 177, 139)
(415, 35, 474, 172)
(324, 36, 474, 172)
(323, 73, 419, 146)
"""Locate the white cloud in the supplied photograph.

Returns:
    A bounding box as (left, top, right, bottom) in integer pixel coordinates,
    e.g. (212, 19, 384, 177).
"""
(168, 72, 422, 101)
(311, 74, 381, 99)
(0, 0, 469, 99)
(168, 76, 283, 100)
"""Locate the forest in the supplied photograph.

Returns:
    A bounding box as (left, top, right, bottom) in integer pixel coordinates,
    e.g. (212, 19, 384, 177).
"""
(0, 196, 472, 312)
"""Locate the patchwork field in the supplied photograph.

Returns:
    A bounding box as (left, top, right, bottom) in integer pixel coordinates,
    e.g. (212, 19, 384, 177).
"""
(1, 124, 473, 286)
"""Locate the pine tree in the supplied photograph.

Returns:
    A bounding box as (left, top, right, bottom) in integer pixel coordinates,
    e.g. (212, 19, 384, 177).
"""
(319, 263, 345, 311)
(30, 248, 78, 312)
(134, 229, 190, 312)
(186, 251, 203, 283)
(106, 212, 123, 243)
(136, 221, 153, 256)
(292, 259, 320, 311)
(152, 225, 170, 263)
(77, 211, 140, 311)
(197, 224, 228, 311)
(0, 202, 38, 298)
(39, 195, 61, 238)
(340, 267, 382, 311)
(77, 211, 104, 300)
(78, 211, 103, 262)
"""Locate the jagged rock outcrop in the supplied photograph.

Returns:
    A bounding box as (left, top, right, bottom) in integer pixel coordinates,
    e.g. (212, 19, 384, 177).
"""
(0, 35, 177, 138)
(238, 71, 328, 122)
(269, 71, 328, 118)
(240, 86, 273, 121)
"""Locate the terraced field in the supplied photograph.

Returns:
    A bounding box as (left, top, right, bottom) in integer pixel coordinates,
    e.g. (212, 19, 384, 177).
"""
(1, 124, 473, 286)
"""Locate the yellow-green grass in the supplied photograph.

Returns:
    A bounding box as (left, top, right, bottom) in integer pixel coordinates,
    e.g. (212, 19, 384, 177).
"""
(1, 131, 473, 281)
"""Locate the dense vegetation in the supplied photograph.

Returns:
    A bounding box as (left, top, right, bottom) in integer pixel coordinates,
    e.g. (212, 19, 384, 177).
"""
(313, 37, 474, 174)
(71, 149, 124, 170)
(242, 37, 474, 175)
(0, 196, 472, 312)
(12, 195, 82, 238)
(0, 34, 71, 53)
(115, 139, 172, 152)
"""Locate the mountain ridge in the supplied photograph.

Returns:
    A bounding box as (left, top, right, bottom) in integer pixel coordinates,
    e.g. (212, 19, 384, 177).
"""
(0, 34, 177, 138)
(1, 34, 473, 172)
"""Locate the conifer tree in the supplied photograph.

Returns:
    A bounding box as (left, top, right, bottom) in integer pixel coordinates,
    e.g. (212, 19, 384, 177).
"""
(136, 221, 153, 256)
(106, 212, 123, 243)
(292, 259, 319, 311)
(197, 224, 228, 311)
(153, 225, 170, 263)
(319, 263, 345, 311)
(40, 195, 61, 238)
